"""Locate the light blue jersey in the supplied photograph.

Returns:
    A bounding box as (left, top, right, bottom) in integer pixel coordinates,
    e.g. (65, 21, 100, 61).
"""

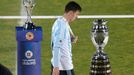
(51, 17, 73, 70)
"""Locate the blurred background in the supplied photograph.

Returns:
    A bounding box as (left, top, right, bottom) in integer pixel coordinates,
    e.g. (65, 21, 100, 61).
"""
(0, 0, 134, 75)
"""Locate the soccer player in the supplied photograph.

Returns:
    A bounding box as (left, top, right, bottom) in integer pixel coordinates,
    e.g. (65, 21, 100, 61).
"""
(51, 1, 82, 75)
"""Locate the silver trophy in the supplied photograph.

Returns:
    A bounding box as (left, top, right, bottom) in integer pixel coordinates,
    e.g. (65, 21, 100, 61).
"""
(23, 0, 36, 30)
(90, 19, 112, 75)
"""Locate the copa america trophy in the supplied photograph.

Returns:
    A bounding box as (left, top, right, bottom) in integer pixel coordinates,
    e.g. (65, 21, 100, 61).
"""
(23, 0, 36, 29)
(90, 19, 112, 75)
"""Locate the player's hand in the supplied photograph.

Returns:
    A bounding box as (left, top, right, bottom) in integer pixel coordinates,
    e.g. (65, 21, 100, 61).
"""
(52, 67, 59, 75)
(71, 36, 78, 43)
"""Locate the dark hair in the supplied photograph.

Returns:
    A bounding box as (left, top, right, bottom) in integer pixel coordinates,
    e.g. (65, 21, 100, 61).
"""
(0, 64, 12, 75)
(65, 1, 82, 13)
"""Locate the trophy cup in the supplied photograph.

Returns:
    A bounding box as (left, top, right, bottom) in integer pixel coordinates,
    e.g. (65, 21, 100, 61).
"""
(90, 19, 112, 75)
(23, 0, 36, 30)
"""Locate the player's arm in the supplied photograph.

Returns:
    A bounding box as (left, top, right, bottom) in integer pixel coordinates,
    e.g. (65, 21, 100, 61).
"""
(52, 20, 65, 75)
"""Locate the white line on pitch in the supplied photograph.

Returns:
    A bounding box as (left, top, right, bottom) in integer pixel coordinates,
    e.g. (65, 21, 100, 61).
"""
(0, 15, 134, 19)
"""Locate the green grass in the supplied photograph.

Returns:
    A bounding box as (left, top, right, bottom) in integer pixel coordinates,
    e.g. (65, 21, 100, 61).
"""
(0, 0, 134, 75)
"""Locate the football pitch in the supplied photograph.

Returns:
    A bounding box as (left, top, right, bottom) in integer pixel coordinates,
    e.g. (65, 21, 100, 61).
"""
(0, 0, 134, 75)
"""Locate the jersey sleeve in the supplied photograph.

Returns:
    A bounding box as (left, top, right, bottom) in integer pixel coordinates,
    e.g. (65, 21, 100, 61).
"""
(52, 20, 66, 67)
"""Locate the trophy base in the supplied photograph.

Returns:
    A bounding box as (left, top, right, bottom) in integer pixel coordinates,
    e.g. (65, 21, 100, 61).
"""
(23, 22, 36, 30)
(90, 51, 111, 75)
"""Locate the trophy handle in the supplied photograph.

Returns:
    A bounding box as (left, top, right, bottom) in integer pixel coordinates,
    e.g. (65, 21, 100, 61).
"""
(91, 33, 98, 48)
(101, 36, 109, 48)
